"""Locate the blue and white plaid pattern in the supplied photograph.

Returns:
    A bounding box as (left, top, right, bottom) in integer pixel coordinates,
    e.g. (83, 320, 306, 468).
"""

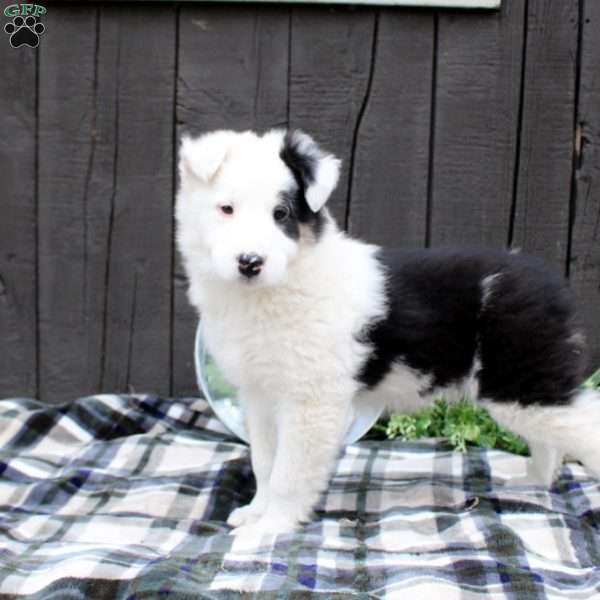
(0, 394, 599, 598)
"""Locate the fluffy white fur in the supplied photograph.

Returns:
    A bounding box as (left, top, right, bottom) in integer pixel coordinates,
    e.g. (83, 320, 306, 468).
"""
(176, 128, 600, 539)
(483, 390, 600, 487)
(176, 129, 386, 536)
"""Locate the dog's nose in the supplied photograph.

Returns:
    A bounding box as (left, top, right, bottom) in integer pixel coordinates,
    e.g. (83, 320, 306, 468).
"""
(238, 253, 264, 278)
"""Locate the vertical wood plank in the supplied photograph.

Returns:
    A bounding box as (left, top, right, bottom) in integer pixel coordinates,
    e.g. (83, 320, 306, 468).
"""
(430, 0, 525, 248)
(38, 5, 175, 403)
(347, 11, 434, 247)
(0, 40, 37, 397)
(289, 6, 375, 226)
(38, 7, 100, 403)
(511, 0, 579, 270)
(177, 7, 289, 134)
(174, 6, 289, 396)
(99, 5, 175, 395)
(570, 0, 600, 373)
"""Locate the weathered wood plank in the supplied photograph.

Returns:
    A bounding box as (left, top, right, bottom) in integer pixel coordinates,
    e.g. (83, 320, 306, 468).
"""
(38, 5, 175, 403)
(511, 0, 579, 270)
(347, 11, 434, 247)
(174, 6, 289, 396)
(570, 0, 600, 373)
(38, 7, 101, 403)
(288, 6, 375, 226)
(0, 39, 37, 398)
(99, 5, 176, 396)
(430, 0, 525, 248)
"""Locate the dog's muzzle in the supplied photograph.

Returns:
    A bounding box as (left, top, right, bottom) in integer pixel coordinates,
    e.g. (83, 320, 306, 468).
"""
(238, 253, 264, 279)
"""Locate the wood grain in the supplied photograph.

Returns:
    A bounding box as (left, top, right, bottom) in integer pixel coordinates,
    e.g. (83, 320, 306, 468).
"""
(510, 0, 579, 270)
(38, 7, 100, 403)
(288, 6, 375, 226)
(430, 0, 525, 248)
(98, 5, 176, 396)
(570, 0, 600, 373)
(0, 39, 37, 397)
(38, 5, 175, 403)
(347, 10, 434, 247)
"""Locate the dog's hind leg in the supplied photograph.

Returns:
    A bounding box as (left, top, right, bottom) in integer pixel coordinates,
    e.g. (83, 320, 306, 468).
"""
(483, 389, 600, 486)
(507, 442, 563, 487)
(526, 442, 562, 486)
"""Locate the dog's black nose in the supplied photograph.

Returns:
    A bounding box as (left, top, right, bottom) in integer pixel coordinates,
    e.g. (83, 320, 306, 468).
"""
(238, 253, 264, 278)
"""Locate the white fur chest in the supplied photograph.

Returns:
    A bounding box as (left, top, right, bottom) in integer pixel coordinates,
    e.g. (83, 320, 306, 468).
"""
(195, 234, 388, 396)
(200, 288, 308, 390)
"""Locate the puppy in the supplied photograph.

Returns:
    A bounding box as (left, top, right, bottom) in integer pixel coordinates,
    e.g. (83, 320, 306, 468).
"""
(176, 129, 599, 537)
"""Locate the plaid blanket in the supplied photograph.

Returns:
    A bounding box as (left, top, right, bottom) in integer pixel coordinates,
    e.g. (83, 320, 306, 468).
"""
(1, 394, 600, 598)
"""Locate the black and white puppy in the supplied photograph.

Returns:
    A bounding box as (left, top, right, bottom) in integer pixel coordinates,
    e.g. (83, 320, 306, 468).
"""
(176, 129, 599, 537)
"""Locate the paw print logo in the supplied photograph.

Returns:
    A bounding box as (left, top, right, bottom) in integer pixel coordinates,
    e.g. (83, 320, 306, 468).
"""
(4, 15, 45, 48)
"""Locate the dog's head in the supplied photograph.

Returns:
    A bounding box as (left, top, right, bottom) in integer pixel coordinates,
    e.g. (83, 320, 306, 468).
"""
(176, 129, 340, 287)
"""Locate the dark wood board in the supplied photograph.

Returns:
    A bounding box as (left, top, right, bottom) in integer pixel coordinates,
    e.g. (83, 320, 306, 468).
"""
(37, 7, 101, 403)
(570, 0, 600, 373)
(0, 40, 37, 398)
(174, 6, 289, 396)
(347, 10, 434, 248)
(288, 6, 375, 227)
(97, 5, 176, 396)
(38, 5, 175, 403)
(510, 0, 579, 271)
(430, 0, 525, 248)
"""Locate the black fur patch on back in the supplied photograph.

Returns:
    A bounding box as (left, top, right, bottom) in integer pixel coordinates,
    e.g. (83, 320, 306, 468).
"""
(357, 248, 585, 406)
(279, 131, 324, 240)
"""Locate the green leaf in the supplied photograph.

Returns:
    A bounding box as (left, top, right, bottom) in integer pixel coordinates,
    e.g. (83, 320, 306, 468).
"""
(375, 396, 531, 455)
(584, 368, 600, 390)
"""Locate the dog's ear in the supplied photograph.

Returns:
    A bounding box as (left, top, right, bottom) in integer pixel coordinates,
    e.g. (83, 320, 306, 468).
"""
(280, 130, 341, 213)
(179, 131, 235, 184)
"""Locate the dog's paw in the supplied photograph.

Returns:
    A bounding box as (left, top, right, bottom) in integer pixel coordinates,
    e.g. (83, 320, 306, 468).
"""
(227, 504, 263, 528)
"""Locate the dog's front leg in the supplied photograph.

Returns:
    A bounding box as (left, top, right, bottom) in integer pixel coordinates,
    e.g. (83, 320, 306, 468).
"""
(227, 388, 275, 528)
(232, 383, 352, 538)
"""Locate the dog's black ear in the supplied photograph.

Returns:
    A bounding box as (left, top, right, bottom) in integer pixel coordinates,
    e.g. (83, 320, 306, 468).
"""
(279, 130, 341, 213)
(179, 131, 236, 184)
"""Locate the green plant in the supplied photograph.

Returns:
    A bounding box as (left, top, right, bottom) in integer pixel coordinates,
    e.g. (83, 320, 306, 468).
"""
(378, 398, 529, 455)
(374, 368, 600, 456)
(584, 367, 600, 390)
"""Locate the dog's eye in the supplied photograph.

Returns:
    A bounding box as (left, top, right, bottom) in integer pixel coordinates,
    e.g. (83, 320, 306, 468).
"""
(273, 206, 290, 222)
(220, 205, 234, 215)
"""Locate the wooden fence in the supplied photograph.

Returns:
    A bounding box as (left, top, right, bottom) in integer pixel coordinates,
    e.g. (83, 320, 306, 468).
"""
(1, 1, 598, 404)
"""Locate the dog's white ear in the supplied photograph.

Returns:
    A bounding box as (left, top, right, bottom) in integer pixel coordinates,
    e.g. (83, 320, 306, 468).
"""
(179, 131, 235, 184)
(306, 153, 342, 213)
(280, 130, 341, 213)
